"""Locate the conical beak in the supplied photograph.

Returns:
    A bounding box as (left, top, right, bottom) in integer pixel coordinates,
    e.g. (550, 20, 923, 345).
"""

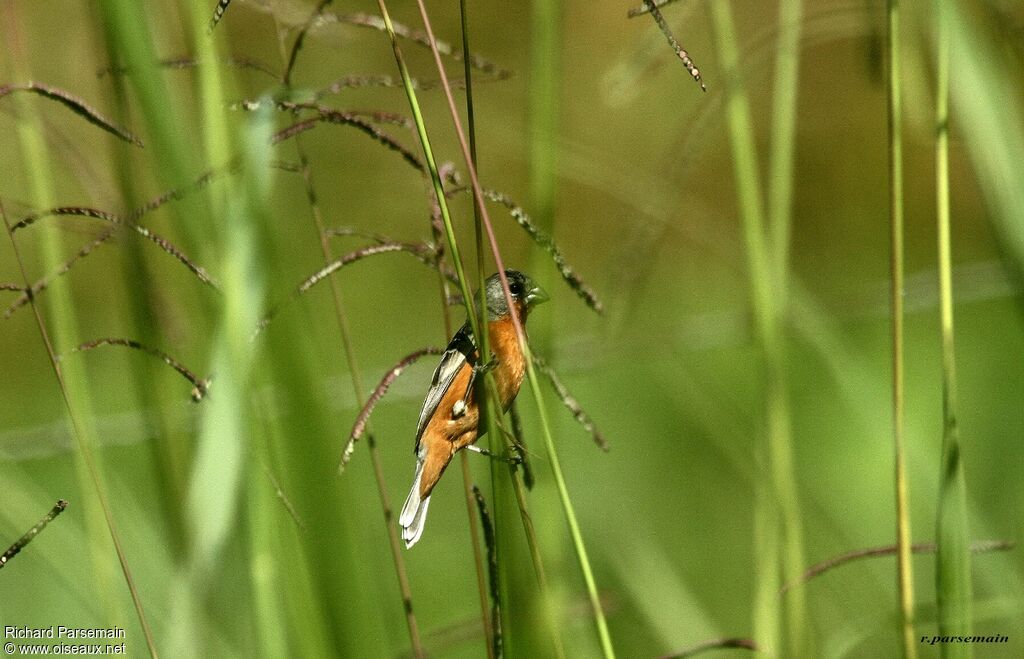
(525, 285, 550, 306)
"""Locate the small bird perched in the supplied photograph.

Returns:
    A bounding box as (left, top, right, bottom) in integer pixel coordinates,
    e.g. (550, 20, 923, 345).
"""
(400, 270, 549, 548)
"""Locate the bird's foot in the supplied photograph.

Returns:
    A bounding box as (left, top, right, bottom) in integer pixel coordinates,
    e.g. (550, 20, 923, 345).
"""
(451, 356, 499, 419)
(464, 444, 522, 465)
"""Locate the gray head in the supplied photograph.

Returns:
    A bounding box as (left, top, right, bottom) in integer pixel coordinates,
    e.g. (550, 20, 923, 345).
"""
(481, 270, 549, 321)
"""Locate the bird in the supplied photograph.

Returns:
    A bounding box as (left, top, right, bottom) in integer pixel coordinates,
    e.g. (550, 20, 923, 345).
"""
(399, 270, 549, 548)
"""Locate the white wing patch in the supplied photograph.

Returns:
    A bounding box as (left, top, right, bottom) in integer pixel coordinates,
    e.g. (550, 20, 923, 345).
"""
(413, 322, 476, 453)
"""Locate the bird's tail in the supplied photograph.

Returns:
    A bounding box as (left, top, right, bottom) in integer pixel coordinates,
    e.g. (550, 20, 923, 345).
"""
(399, 458, 431, 548)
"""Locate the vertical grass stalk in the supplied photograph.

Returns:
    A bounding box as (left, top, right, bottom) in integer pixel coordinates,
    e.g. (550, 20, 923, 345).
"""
(487, 389, 566, 659)
(933, 0, 972, 652)
(431, 187, 492, 655)
(527, 0, 560, 346)
(93, 15, 192, 559)
(372, 2, 527, 655)
(2, 201, 158, 657)
(372, 1, 478, 334)
(461, 0, 565, 648)
(265, 10, 425, 654)
(887, 1, 917, 655)
(459, 453, 496, 658)
(520, 377, 607, 656)
(404, 3, 612, 654)
(376, 1, 602, 654)
(708, 1, 807, 653)
(767, 3, 806, 652)
(2, 9, 156, 653)
(460, 1, 505, 654)
(529, 0, 559, 233)
(767, 0, 803, 299)
(472, 485, 503, 658)
(401, 0, 613, 654)
(305, 151, 425, 656)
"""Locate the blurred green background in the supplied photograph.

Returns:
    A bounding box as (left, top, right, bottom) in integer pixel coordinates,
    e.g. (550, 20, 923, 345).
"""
(1, 0, 1022, 657)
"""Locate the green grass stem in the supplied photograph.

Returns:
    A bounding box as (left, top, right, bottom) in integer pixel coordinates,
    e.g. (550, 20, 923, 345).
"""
(375, 0, 606, 654)
(471, 485, 502, 658)
(529, 0, 559, 233)
(372, 1, 532, 655)
(2, 8, 157, 652)
(945, 6, 1024, 275)
(886, 1, 917, 656)
(459, 451, 496, 658)
(266, 8, 425, 653)
(99, 50, 193, 562)
(402, 1, 614, 654)
(372, 0, 478, 338)
(767, 3, 806, 651)
(527, 0, 560, 346)
(933, 1, 972, 653)
(767, 0, 802, 298)
(2, 200, 158, 657)
(708, 1, 807, 653)
(484, 386, 566, 659)
(459, 1, 505, 655)
(303, 145, 426, 656)
(96, 1, 209, 254)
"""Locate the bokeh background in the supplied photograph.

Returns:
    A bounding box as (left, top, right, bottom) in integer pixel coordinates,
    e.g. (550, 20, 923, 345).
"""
(1, 1, 1022, 657)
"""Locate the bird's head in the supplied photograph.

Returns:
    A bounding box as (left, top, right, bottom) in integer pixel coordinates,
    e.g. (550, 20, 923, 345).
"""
(482, 270, 548, 321)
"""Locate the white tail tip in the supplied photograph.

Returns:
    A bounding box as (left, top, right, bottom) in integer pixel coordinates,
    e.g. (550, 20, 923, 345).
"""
(399, 460, 431, 548)
(401, 496, 430, 548)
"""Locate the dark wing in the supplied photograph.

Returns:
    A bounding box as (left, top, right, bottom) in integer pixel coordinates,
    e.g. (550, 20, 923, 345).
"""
(414, 322, 477, 453)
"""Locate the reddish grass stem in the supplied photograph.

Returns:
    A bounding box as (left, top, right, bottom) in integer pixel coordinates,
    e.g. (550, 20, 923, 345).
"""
(401, 2, 614, 654)
(779, 540, 1014, 596)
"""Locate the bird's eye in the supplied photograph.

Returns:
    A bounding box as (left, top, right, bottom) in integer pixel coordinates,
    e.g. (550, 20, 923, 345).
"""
(509, 281, 523, 296)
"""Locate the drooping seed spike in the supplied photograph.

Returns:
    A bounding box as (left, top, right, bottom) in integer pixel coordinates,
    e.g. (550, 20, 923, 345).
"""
(531, 354, 610, 451)
(340, 347, 445, 471)
(66, 338, 211, 402)
(638, 0, 706, 91)
(208, 0, 232, 33)
(0, 500, 69, 570)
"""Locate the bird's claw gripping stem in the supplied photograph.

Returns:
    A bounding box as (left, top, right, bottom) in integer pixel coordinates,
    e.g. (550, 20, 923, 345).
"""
(451, 355, 497, 419)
